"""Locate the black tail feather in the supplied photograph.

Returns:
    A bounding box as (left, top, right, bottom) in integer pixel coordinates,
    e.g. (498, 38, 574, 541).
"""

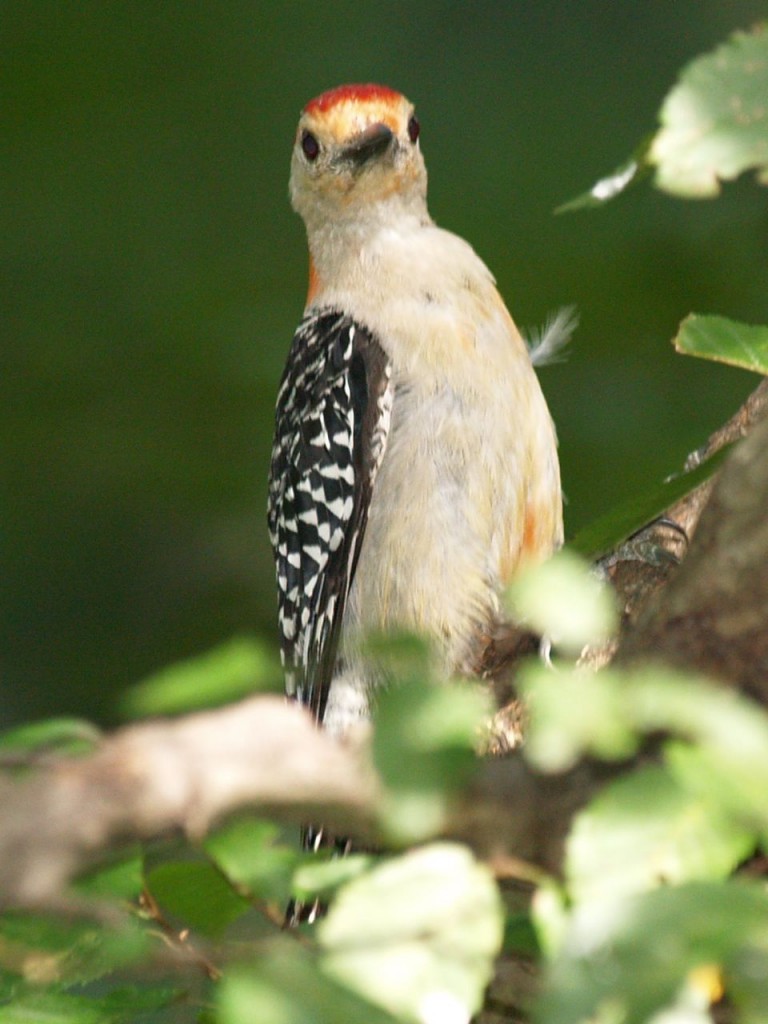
(283, 826, 353, 928)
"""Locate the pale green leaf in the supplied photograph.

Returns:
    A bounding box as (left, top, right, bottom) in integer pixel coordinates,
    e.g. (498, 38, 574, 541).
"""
(624, 669, 768, 798)
(373, 676, 490, 844)
(522, 661, 768, 817)
(318, 843, 503, 1024)
(217, 944, 397, 1024)
(530, 880, 570, 959)
(505, 549, 617, 653)
(666, 739, 768, 833)
(292, 854, 374, 903)
(566, 766, 753, 906)
(537, 881, 768, 1024)
(557, 26, 768, 210)
(518, 663, 639, 773)
(651, 25, 768, 197)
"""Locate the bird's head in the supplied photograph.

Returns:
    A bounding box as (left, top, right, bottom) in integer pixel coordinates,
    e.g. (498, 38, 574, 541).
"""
(290, 84, 428, 232)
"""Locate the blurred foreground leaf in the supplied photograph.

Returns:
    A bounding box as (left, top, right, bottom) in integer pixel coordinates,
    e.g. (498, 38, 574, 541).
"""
(506, 549, 617, 654)
(674, 313, 768, 374)
(0, 987, 178, 1024)
(218, 942, 396, 1024)
(527, 665, 768, 1022)
(537, 881, 768, 1024)
(75, 849, 144, 902)
(0, 913, 148, 989)
(205, 818, 300, 905)
(0, 719, 101, 759)
(566, 765, 753, 906)
(292, 854, 375, 906)
(121, 637, 280, 718)
(144, 861, 249, 938)
(318, 843, 503, 1024)
(519, 663, 639, 773)
(521, 662, 768, 800)
(373, 668, 490, 844)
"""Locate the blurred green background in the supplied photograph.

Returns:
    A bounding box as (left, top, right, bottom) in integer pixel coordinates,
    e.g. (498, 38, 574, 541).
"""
(3, 2, 766, 727)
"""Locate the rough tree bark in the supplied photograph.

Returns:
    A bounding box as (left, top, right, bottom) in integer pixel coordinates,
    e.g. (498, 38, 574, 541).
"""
(619, 394, 768, 699)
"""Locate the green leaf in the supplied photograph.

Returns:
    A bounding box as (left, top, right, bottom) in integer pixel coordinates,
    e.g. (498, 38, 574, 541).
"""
(666, 736, 768, 834)
(0, 913, 148, 988)
(557, 26, 768, 210)
(75, 849, 144, 902)
(93, 986, 182, 1020)
(0, 977, 17, 1005)
(205, 818, 300, 905)
(0, 719, 101, 759)
(565, 765, 754, 906)
(0, 987, 178, 1024)
(0, 992, 114, 1024)
(530, 879, 569, 960)
(318, 843, 504, 1024)
(217, 942, 397, 1024)
(363, 629, 433, 680)
(569, 443, 731, 559)
(144, 861, 249, 938)
(292, 854, 375, 904)
(518, 663, 639, 773)
(373, 673, 491, 844)
(505, 549, 617, 654)
(121, 636, 281, 718)
(524, 660, 768, 844)
(537, 881, 768, 1024)
(502, 913, 540, 957)
(625, 673, 768, 829)
(651, 25, 768, 197)
(523, 662, 768, 779)
(674, 313, 768, 374)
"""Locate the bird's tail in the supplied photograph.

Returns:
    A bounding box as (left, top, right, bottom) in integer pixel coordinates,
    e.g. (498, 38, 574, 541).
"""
(283, 826, 353, 927)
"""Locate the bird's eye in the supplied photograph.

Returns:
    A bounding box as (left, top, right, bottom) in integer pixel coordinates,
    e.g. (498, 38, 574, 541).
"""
(407, 115, 420, 144)
(301, 130, 320, 161)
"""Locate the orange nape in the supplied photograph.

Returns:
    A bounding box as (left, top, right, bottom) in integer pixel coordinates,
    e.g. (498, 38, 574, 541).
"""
(305, 256, 321, 306)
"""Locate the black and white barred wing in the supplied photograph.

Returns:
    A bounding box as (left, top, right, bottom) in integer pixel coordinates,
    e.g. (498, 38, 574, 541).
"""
(267, 310, 392, 723)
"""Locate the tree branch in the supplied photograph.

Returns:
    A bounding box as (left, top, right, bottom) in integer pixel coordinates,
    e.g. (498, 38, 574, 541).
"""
(1, 381, 766, 913)
(0, 697, 379, 910)
(618, 397, 768, 697)
(0, 692, 615, 910)
(600, 378, 768, 642)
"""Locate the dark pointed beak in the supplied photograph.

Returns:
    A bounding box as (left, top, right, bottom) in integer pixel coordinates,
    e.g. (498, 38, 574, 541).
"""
(342, 122, 394, 167)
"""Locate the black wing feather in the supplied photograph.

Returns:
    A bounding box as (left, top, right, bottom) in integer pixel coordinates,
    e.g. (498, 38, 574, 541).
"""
(267, 310, 392, 723)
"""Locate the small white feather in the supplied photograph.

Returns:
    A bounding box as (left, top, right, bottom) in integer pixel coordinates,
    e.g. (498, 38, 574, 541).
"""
(525, 305, 578, 366)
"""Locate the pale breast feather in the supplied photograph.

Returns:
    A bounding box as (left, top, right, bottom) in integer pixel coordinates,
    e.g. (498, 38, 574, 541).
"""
(267, 310, 392, 722)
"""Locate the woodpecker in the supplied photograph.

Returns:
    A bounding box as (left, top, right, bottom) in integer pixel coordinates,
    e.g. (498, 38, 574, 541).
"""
(268, 83, 563, 742)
